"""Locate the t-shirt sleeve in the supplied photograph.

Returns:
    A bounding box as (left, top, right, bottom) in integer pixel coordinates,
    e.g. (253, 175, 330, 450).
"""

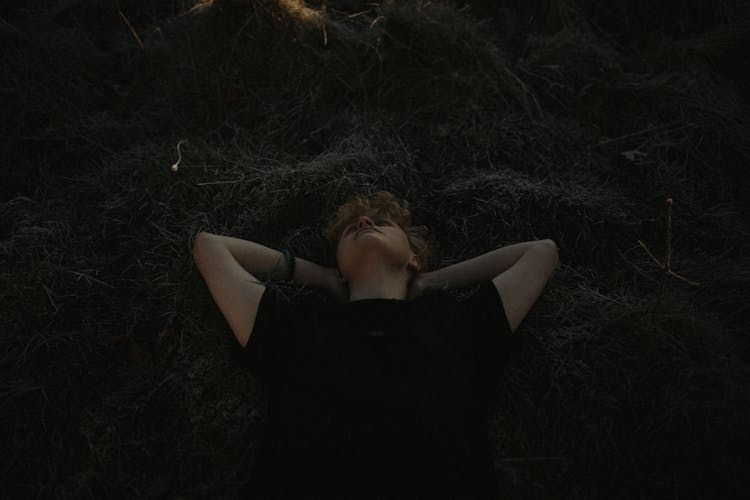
(452, 280, 517, 392)
(233, 284, 306, 386)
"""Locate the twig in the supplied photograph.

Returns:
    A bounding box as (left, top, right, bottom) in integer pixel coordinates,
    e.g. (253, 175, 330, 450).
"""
(0, 15, 37, 48)
(637, 239, 663, 268)
(667, 269, 700, 286)
(347, 9, 375, 19)
(70, 270, 115, 289)
(116, 0, 144, 50)
(591, 122, 696, 148)
(170, 139, 188, 172)
(196, 180, 247, 186)
(666, 197, 672, 271)
(319, 5, 328, 47)
(637, 197, 700, 286)
(497, 456, 570, 463)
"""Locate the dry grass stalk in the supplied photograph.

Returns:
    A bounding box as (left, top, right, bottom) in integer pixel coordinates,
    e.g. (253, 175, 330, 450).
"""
(637, 197, 700, 286)
(116, 0, 144, 50)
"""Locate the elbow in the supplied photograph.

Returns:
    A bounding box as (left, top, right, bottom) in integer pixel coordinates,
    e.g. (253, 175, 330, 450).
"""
(193, 232, 214, 259)
(194, 231, 216, 243)
(539, 238, 558, 251)
(539, 239, 560, 266)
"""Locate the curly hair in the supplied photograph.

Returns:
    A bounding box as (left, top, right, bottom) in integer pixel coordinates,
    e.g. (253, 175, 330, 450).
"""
(322, 191, 437, 275)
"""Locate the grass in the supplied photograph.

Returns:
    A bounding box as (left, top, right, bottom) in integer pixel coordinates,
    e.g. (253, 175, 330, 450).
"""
(1, 0, 749, 498)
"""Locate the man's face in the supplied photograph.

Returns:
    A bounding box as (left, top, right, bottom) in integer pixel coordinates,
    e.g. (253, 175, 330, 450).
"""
(335, 213, 418, 283)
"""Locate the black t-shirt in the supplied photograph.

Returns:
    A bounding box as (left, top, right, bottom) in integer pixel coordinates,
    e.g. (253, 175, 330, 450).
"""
(237, 280, 517, 499)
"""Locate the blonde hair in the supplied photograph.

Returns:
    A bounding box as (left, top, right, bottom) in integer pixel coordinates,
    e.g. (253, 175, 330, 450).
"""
(322, 191, 437, 274)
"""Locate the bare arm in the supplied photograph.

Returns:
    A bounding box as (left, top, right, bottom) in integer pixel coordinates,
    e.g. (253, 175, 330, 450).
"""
(420, 239, 559, 332)
(421, 240, 557, 291)
(192, 232, 345, 346)
(194, 232, 332, 289)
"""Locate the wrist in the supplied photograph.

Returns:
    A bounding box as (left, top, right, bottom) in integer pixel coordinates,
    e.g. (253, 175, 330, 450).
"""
(292, 257, 335, 289)
(324, 266, 340, 288)
(418, 271, 436, 291)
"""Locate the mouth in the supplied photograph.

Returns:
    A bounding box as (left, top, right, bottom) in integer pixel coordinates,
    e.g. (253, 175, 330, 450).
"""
(356, 228, 379, 238)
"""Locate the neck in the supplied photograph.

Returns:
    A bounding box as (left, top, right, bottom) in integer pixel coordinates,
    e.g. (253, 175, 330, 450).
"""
(345, 268, 411, 302)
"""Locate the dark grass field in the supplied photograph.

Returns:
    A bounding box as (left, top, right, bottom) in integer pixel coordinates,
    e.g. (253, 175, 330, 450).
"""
(2, 0, 750, 498)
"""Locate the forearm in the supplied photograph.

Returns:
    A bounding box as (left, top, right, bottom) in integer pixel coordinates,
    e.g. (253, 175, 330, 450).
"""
(195, 232, 330, 288)
(422, 240, 555, 291)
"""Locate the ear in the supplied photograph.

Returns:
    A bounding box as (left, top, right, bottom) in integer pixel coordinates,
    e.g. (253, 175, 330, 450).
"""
(408, 254, 422, 273)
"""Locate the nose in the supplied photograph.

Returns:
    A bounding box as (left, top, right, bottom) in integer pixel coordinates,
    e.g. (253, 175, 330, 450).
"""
(354, 216, 378, 236)
(357, 216, 374, 230)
